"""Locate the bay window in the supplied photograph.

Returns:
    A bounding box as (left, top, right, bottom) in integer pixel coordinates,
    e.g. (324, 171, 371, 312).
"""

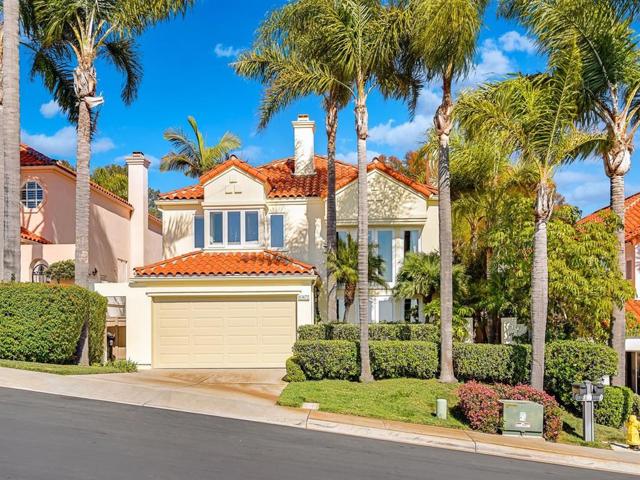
(208, 210, 260, 247)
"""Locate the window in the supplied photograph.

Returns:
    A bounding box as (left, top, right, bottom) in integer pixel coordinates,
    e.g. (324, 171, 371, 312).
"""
(210, 212, 223, 244)
(404, 230, 419, 254)
(627, 259, 634, 280)
(21, 181, 44, 209)
(378, 299, 393, 323)
(209, 210, 260, 247)
(404, 299, 419, 323)
(31, 262, 48, 283)
(370, 230, 393, 282)
(337, 230, 351, 244)
(227, 211, 241, 244)
(270, 214, 285, 249)
(194, 215, 204, 248)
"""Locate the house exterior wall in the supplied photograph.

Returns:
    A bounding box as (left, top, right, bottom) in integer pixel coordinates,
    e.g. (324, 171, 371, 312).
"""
(94, 277, 316, 368)
(20, 166, 162, 283)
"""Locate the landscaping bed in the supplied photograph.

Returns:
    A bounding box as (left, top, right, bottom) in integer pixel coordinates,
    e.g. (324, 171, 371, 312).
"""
(279, 379, 625, 448)
(0, 359, 137, 375)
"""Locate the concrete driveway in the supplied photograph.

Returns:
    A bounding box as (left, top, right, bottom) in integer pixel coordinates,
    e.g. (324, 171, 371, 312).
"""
(88, 368, 287, 404)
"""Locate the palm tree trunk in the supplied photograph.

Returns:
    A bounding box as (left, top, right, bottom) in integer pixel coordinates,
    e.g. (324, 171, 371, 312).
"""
(3, 0, 20, 282)
(325, 97, 339, 323)
(435, 74, 456, 383)
(0, 24, 5, 282)
(355, 93, 373, 382)
(530, 183, 553, 390)
(610, 172, 627, 386)
(343, 282, 356, 323)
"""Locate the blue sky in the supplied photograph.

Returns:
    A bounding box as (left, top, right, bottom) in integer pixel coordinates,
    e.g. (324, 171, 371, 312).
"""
(19, 0, 637, 215)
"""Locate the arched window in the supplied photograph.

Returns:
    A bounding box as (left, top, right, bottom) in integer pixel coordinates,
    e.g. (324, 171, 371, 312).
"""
(32, 262, 49, 283)
(21, 181, 44, 209)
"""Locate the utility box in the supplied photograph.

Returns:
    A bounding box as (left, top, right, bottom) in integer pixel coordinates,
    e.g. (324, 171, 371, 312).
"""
(500, 400, 544, 438)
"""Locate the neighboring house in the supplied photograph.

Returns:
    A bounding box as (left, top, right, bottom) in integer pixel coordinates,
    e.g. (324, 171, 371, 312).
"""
(582, 192, 640, 393)
(96, 115, 439, 369)
(20, 145, 162, 283)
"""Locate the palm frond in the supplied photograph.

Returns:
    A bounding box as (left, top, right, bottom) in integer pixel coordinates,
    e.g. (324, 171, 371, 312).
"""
(101, 38, 142, 104)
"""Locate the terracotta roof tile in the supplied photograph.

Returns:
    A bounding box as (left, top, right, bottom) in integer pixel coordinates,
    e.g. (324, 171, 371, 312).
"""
(627, 299, 640, 326)
(158, 156, 436, 201)
(134, 250, 316, 278)
(20, 226, 51, 244)
(580, 192, 640, 243)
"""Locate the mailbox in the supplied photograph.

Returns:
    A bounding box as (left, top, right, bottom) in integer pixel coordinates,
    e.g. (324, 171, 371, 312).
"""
(500, 400, 544, 438)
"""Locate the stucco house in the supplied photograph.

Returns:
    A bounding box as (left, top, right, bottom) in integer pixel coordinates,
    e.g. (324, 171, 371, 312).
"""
(582, 193, 640, 393)
(96, 115, 439, 369)
(20, 144, 162, 284)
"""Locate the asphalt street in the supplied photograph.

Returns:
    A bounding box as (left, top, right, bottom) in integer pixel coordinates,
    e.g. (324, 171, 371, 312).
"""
(0, 387, 632, 479)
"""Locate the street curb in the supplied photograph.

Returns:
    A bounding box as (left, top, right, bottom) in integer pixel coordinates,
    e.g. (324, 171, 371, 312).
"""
(0, 368, 638, 476)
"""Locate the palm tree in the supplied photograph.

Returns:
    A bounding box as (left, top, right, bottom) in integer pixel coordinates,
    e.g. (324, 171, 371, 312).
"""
(328, 236, 387, 323)
(456, 48, 602, 389)
(233, 3, 352, 324)
(407, 0, 489, 383)
(500, 0, 640, 388)
(2, 0, 20, 282)
(34, 0, 194, 364)
(160, 116, 241, 178)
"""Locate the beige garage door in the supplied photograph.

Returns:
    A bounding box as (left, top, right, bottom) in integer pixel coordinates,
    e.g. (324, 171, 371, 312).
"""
(153, 297, 297, 368)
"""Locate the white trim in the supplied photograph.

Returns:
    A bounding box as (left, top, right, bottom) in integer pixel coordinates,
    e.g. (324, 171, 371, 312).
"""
(131, 274, 318, 285)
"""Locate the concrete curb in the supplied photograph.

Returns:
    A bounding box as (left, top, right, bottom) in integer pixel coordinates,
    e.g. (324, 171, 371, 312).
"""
(0, 367, 638, 476)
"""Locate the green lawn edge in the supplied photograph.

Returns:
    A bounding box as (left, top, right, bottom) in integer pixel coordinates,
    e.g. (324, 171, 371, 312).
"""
(0, 359, 136, 375)
(278, 379, 625, 449)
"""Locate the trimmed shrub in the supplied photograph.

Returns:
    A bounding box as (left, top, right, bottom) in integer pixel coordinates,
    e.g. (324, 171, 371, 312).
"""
(544, 341, 618, 408)
(369, 341, 438, 379)
(453, 343, 530, 384)
(0, 283, 106, 364)
(369, 324, 402, 341)
(595, 386, 634, 428)
(634, 393, 640, 416)
(293, 340, 359, 380)
(329, 323, 360, 341)
(405, 324, 440, 342)
(458, 382, 562, 441)
(284, 356, 306, 382)
(457, 381, 502, 433)
(297, 324, 326, 340)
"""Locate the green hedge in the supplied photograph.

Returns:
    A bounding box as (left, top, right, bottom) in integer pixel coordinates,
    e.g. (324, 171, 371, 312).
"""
(284, 356, 306, 382)
(298, 323, 439, 342)
(370, 341, 438, 379)
(293, 340, 359, 380)
(0, 283, 106, 364)
(544, 341, 618, 408)
(453, 343, 531, 384)
(595, 386, 635, 428)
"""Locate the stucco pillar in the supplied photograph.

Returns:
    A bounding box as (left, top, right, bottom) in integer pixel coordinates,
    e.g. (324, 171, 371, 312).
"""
(292, 114, 315, 175)
(126, 152, 149, 277)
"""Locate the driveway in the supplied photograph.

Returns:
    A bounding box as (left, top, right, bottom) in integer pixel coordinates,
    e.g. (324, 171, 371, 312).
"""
(88, 368, 287, 404)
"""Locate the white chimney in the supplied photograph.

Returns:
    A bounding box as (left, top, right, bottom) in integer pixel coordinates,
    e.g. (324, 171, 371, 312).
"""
(292, 114, 315, 175)
(126, 152, 149, 278)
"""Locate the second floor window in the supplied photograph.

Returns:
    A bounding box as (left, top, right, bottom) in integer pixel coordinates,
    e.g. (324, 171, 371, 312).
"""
(209, 210, 260, 247)
(194, 215, 204, 248)
(270, 214, 285, 249)
(21, 181, 44, 209)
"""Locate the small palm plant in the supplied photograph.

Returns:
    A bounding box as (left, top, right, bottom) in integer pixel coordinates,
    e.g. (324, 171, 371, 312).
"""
(328, 236, 387, 323)
(161, 116, 241, 178)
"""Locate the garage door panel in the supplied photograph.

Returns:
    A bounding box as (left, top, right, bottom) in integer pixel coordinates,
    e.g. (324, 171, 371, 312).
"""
(153, 297, 296, 368)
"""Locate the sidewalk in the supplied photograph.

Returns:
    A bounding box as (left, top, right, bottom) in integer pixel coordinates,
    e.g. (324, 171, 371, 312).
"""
(0, 367, 638, 476)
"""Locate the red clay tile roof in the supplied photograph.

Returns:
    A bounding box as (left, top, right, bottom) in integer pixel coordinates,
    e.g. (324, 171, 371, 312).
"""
(20, 144, 133, 209)
(627, 299, 640, 326)
(158, 156, 436, 201)
(580, 192, 640, 243)
(20, 226, 51, 244)
(134, 250, 316, 278)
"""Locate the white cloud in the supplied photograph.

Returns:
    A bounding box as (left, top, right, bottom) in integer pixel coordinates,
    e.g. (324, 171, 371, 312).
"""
(214, 43, 242, 58)
(234, 145, 263, 162)
(368, 38, 516, 152)
(499, 31, 536, 55)
(336, 148, 381, 164)
(39, 100, 62, 119)
(21, 126, 115, 158)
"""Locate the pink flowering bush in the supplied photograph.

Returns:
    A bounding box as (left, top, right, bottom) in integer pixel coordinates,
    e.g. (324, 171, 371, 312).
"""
(457, 382, 562, 441)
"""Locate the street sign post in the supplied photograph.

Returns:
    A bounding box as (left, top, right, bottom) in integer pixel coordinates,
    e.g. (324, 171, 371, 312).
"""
(571, 380, 605, 442)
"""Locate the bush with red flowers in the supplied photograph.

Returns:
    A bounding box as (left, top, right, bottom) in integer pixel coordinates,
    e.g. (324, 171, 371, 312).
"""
(457, 382, 562, 441)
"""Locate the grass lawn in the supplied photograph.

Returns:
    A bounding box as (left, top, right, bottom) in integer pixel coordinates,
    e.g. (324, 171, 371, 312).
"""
(279, 379, 626, 448)
(0, 359, 137, 375)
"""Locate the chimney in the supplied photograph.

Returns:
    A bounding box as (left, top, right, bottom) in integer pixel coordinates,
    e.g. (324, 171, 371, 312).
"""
(126, 152, 149, 278)
(292, 114, 315, 175)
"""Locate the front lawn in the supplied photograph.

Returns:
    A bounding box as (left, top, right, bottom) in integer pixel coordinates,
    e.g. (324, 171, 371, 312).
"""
(279, 379, 626, 448)
(0, 359, 137, 375)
